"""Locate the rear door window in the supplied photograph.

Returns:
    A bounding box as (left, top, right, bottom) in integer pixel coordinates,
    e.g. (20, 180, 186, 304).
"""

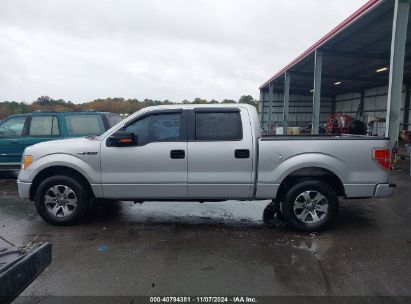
(65, 115, 105, 136)
(29, 116, 60, 136)
(0, 116, 27, 138)
(195, 112, 242, 141)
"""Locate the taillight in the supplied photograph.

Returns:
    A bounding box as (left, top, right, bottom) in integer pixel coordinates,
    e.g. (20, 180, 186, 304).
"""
(372, 148, 391, 170)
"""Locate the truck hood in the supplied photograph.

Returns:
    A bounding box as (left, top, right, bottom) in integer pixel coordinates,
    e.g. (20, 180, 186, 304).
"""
(24, 137, 101, 161)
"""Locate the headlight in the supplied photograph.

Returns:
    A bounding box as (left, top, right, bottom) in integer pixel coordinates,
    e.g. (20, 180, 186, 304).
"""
(22, 155, 33, 170)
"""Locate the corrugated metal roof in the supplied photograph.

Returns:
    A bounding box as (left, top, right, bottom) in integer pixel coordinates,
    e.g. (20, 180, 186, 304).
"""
(259, 0, 382, 90)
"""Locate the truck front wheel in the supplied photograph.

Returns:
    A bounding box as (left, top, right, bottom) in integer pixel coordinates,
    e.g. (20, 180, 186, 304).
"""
(34, 175, 90, 225)
(281, 180, 339, 232)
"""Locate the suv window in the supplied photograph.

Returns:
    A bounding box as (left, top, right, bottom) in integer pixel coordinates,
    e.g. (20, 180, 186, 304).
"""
(107, 114, 122, 127)
(65, 115, 105, 136)
(0, 116, 27, 138)
(195, 112, 242, 141)
(29, 116, 60, 136)
(125, 113, 181, 145)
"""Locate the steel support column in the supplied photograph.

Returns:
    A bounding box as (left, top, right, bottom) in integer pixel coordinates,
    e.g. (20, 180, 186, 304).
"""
(259, 90, 264, 125)
(386, 0, 410, 149)
(356, 90, 365, 120)
(404, 83, 410, 130)
(283, 71, 291, 135)
(331, 96, 336, 115)
(312, 50, 323, 134)
(360, 91, 365, 119)
(268, 82, 274, 133)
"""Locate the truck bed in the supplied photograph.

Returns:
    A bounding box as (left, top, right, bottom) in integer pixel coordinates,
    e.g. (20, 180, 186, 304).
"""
(255, 134, 391, 199)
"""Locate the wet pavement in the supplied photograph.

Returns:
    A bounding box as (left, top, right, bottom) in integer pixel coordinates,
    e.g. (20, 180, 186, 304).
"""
(1, 164, 411, 298)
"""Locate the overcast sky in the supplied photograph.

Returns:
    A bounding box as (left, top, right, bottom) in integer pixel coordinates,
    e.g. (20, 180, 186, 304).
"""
(0, 0, 369, 103)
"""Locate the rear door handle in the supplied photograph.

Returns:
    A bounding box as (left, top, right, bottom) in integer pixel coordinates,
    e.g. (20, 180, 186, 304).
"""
(10, 140, 19, 144)
(235, 149, 250, 159)
(170, 150, 185, 159)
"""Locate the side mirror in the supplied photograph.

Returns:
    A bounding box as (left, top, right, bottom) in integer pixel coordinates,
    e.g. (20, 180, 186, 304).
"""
(106, 131, 137, 147)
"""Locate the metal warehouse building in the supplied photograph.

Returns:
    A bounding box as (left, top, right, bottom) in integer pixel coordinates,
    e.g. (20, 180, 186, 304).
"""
(259, 0, 410, 150)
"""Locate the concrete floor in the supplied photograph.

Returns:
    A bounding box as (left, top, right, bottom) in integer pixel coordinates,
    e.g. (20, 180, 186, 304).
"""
(1, 163, 411, 298)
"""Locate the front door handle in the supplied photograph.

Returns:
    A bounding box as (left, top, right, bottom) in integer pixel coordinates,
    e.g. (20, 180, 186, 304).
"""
(235, 149, 250, 159)
(170, 150, 185, 159)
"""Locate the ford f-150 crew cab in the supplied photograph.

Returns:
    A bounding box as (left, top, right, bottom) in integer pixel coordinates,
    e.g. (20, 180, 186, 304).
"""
(17, 104, 395, 231)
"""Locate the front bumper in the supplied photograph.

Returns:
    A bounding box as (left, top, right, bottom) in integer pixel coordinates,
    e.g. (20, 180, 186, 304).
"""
(0, 163, 21, 170)
(374, 183, 396, 198)
(17, 180, 31, 200)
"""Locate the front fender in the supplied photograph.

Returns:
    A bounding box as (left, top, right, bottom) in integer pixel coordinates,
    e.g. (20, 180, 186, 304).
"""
(18, 153, 101, 185)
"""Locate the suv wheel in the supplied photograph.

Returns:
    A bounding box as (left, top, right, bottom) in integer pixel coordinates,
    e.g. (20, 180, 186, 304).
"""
(281, 180, 339, 232)
(34, 175, 90, 225)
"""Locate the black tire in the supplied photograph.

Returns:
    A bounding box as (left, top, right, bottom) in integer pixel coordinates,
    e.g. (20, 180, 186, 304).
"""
(281, 180, 339, 232)
(263, 200, 286, 228)
(34, 175, 91, 226)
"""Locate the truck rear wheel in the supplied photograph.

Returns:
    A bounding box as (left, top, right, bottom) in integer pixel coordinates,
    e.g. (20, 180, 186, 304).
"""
(281, 180, 338, 232)
(34, 175, 90, 226)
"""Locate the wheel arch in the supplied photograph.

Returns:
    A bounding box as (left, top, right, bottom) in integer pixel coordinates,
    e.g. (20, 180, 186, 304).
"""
(30, 166, 94, 201)
(276, 166, 345, 201)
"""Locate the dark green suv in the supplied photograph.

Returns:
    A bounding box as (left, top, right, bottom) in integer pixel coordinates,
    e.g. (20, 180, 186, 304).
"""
(0, 111, 122, 169)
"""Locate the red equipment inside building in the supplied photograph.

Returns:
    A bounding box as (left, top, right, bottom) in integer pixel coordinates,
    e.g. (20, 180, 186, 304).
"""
(325, 114, 352, 134)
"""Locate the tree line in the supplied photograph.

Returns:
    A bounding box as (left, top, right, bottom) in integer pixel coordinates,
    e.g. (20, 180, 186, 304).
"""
(0, 95, 258, 119)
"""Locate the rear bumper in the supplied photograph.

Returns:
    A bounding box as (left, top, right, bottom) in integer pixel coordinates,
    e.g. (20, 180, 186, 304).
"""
(374, 183, 396, 198)
(17, 180, 31, 200)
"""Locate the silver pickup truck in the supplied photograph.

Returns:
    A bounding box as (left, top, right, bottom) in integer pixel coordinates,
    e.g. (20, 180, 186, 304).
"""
(17, 104, 395, 231)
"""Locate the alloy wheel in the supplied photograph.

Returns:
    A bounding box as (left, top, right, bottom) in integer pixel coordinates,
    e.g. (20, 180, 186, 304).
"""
(293, 190, 329, 224)
(44, 185, 78, 218)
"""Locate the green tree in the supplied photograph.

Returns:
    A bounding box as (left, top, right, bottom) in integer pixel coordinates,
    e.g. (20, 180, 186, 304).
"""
(1, 94, 259, 118)
(36, 96, 53, 105)
(192, 98, 208, 104)
(239, 95, 258, 109)
(0, 101, 30, 119)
